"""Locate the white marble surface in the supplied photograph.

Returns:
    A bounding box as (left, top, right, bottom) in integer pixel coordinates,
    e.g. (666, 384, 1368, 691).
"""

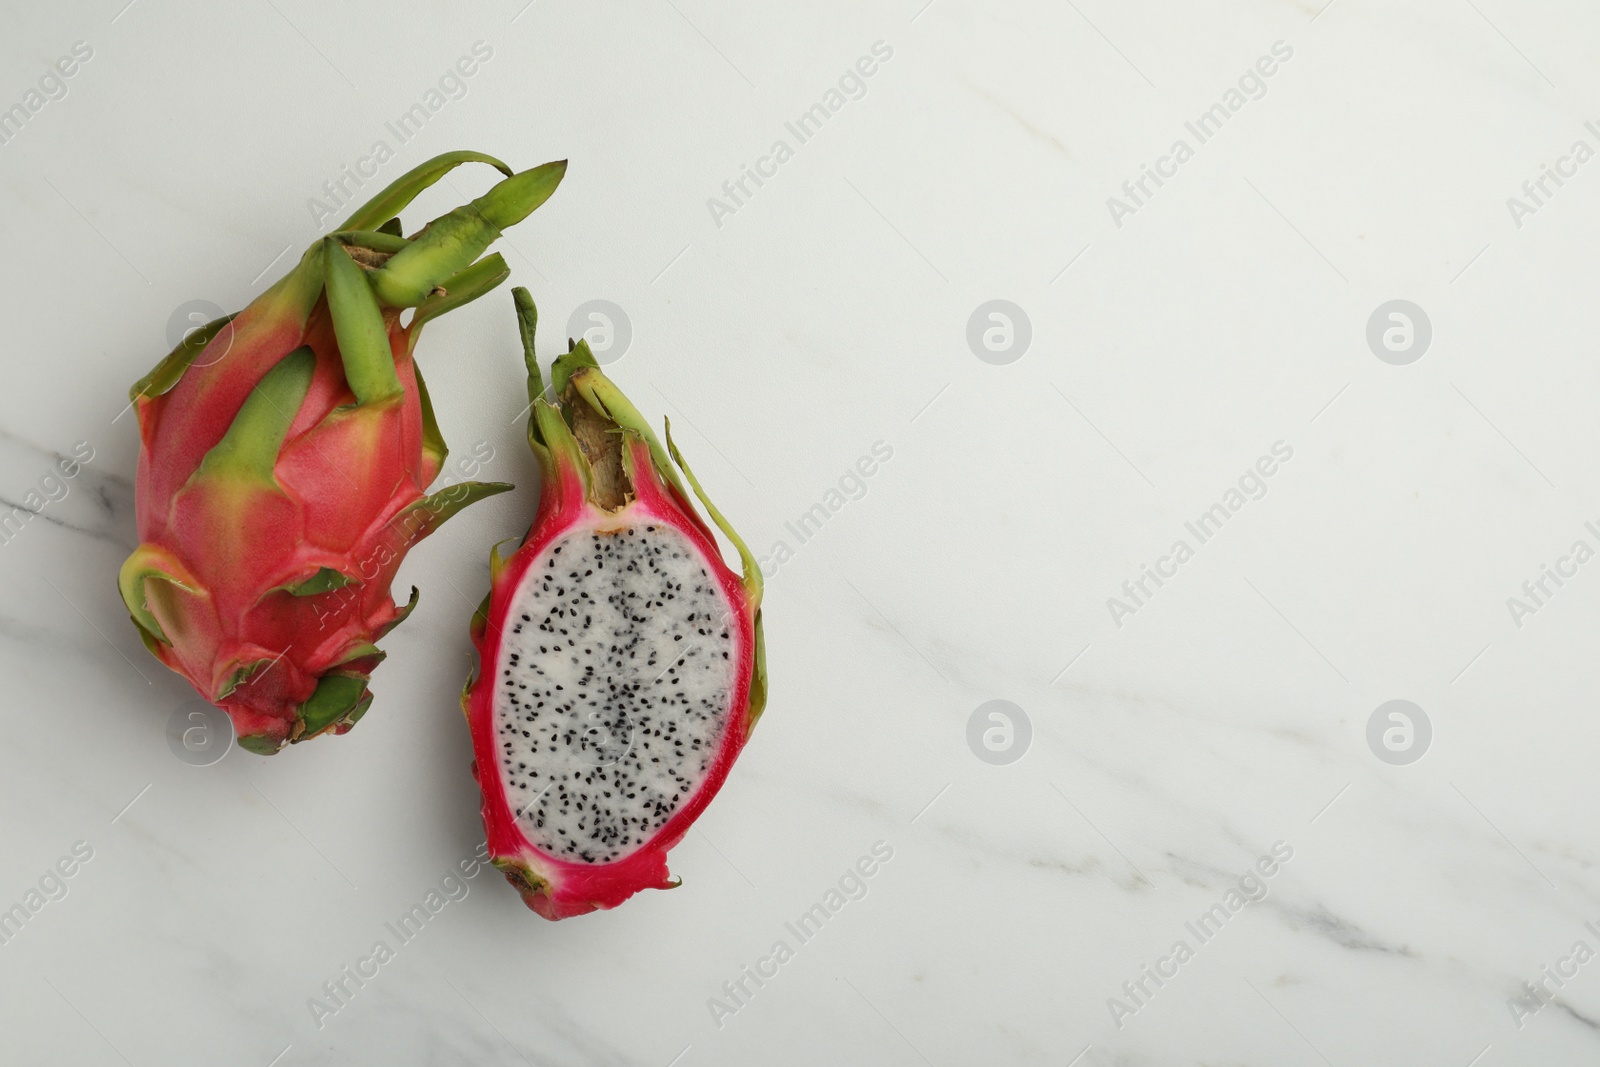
(4, 0, 1600, 1063)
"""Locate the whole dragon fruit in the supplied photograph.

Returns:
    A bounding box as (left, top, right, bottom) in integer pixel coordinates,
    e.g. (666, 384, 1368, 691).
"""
(461, 288, 767, 918)
(120, 152, 566, 755)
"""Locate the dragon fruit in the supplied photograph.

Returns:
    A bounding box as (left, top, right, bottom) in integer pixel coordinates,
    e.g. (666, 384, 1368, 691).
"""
(461, 288, 767, 918)
(119, 151, 567, 755)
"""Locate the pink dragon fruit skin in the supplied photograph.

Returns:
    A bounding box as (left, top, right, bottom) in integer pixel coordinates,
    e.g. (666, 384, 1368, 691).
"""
(462, 288, 767, 918)
(120, 152, 566, 754)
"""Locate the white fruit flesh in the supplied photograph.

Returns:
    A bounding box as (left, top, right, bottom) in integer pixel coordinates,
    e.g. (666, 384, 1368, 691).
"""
(492, 520, 738, 864)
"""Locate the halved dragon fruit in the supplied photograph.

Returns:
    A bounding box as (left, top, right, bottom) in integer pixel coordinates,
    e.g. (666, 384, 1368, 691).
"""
(461, 288, 767, 918)
(120, 151, 565, 754)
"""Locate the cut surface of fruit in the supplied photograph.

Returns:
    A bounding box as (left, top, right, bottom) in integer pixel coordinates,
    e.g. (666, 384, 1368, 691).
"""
(494, 521, 740, 864)
(463, 287, 766, 918)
